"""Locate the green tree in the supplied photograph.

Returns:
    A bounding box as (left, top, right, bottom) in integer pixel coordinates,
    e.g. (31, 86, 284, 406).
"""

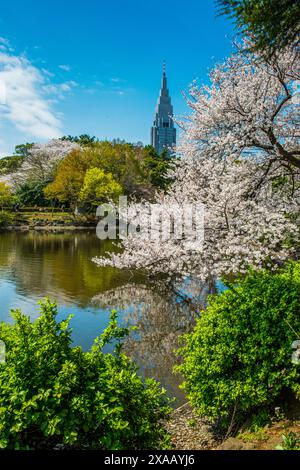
(0, 300, 171, 449)
(142, 146, 176, 191)
(61, 134, 97, 146)
(45, 143, 145, 207)
(217, 0, 300, 56)
(80, 168, 123, 206)
(0, 156, 24, 176)
(44, 141, 175, 209)
(14, 143, 34, 157)
(177, 263, 300, 429)
(0, 182, 16, 209)
(44, 149, 92, 208)
(17, 181, 51, 207)
(81, 141, 143, 191)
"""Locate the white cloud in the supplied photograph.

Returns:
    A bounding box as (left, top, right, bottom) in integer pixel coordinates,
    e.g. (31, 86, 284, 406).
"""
(0, 37, 14, 53)
(0, 78, 5, 104)
(0, 46, 76, 140)
(42, 68, 55, 78)
(0, 37, 10, 47)
(43, 80, 78, 96)
(59, 64, 71, 72)
(110, 77, 124, 83)
(0, 138, 10, 157)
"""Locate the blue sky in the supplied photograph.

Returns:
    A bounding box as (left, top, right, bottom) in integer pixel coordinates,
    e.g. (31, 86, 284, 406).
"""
(0, 0, 234, 155)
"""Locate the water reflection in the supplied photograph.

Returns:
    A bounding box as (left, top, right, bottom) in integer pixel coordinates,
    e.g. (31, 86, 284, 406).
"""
(0, 230, 198, 404)
(0, 231, 132, 306)
(93, 284, 196, 403)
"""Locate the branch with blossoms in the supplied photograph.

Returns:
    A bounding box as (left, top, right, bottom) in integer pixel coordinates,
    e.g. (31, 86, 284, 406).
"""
(93, 42, 299, 308)
(10, 139, 80, 188)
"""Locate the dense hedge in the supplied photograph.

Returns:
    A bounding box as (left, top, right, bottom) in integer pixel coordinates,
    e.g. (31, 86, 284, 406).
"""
(177, 263, 300, 428)
(0, 300, 171, 450)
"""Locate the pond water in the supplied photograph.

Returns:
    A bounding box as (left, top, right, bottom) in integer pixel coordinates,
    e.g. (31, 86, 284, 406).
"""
(0, 230, 195, 405)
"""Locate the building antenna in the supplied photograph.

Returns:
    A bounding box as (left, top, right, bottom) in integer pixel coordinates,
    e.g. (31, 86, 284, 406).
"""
(163, 60, 166, 75)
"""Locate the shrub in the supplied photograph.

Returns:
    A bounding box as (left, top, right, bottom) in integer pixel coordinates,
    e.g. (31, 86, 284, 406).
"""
(0, 300, 171, 450)
(177, 263, 300, 429)
(0, 212, 15, 227)
(276, 432, 300, 450)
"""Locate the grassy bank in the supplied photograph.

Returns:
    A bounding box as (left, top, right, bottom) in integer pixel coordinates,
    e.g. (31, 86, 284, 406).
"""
(0, 210, 97, 230)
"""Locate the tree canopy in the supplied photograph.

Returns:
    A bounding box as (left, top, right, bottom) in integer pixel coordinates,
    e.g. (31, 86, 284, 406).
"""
(61, 134, 97, 146)
(0, 182, 16, 209)
(217, 0, 300, 55)
(80, 168, 123, 206)
(44, 142, 174, 209)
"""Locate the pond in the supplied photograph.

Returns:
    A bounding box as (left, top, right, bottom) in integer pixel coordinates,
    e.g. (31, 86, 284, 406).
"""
(0, 230, 195, 406)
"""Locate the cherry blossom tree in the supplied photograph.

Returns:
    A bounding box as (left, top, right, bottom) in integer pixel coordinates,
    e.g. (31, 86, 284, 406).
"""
(12, 139, 80, 187)
(94, 157, 298, 284)
(93, 44, 299, 300)
(179, 41, 299, 169)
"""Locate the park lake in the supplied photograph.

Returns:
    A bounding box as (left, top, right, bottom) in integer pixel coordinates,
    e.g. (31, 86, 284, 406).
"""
(0, 230, 192, 405)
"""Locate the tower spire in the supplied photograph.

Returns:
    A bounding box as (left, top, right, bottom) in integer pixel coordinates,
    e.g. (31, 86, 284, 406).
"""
(162, 61, 167, 90)
(151, 64, 176, 155)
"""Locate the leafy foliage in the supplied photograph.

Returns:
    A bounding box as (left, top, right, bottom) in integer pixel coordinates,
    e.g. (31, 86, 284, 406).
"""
(142, 146, 176, 191)
(0, 300, 171, 450)
(217, 0, 300, 55)
(0, 156, 24, 176)
(16, 181, 52, 207)
(14, 143, 34, 157)
(44, 149, 90, 207)
(0, 212, 15, 227)
(0, 183, 16, 209)
(80, 168, 123, 205)
(76, 142, 146, 196)
(177, 263, 300, 429)
(276, 432, 300, 450)
(61, 135, 97, 146)
(44, 142, 174, 209)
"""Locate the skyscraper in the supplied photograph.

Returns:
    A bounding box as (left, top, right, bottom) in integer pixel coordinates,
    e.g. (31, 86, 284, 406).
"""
(151, 65, 176, 155)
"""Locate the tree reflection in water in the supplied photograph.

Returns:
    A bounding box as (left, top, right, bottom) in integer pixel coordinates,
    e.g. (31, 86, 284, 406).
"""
(0, 231, 215, 403)
(92, 280, 212, 404)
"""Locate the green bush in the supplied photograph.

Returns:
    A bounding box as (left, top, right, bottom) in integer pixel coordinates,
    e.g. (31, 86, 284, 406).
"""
(177, 263, 300, 429)
(0, 212, 15, 227)
(276, 432, 300, 450)
(0, 300, 171, 450)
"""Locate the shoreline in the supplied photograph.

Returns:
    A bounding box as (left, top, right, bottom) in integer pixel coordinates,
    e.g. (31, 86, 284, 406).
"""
(0, 210, 98, 232)
(166, 403, 220, 450)
(0, 225, 97, 232)
(167, 401, 300, 450)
